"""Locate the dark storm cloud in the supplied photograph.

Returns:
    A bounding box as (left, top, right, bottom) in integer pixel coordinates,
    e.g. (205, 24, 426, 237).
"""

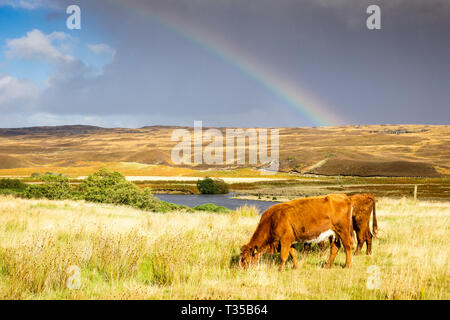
(3, 0, 450, 127)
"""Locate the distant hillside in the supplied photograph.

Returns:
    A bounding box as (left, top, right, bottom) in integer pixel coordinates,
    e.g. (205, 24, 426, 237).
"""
(307, 158, 440, 177)
(0, 124, 448, 177)
(0, 125, 108, 136)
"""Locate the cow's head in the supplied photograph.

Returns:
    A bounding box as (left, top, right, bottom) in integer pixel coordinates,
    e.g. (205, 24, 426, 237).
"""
(238, 244, 259, 269)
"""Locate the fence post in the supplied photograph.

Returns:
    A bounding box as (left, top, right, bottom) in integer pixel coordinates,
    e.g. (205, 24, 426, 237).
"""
(413, 185, 418, 201)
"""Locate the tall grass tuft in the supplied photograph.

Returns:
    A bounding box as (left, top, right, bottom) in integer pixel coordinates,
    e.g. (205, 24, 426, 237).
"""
(87, 230, 147, 282)
(230, 204, 260, 217)
(0, 228, 149, 298)
(2, 233, 77, 298)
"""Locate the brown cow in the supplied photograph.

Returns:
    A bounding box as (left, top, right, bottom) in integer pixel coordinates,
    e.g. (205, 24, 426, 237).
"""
(239, 194, 354, 271)
(303, 193, 378, 255)
(349, 193, 378, 255)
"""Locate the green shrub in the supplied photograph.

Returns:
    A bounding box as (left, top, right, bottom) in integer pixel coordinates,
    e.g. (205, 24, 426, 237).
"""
(152, 200, 193, 213)
(193, 203, 230, 213)
(20, 168, 190, 213)
(78, 168, 190, 213)
(196, 177, 228, 194)
(23, 174, 73, 200)
(0, 189, 21, 196)
(0, 179, 27, 191)
(78, 169, 127, 203)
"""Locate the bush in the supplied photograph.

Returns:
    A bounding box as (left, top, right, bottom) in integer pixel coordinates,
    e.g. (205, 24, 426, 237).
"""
(0, 179, 27, 191)
(20, 168, 191, 213)
(78, 168, 190, 213)
(196, 177, 229, 194)
(152, 200, 193, 213)
(78, 169, 127, 203)
(23, 174, 73, 200)
(193, 203, 230, 213)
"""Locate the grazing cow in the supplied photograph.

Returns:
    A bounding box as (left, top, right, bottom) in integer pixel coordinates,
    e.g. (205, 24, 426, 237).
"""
(349, 193, 378, 255)
(239, 194, 354, 271)
(303, 193, 378, 255)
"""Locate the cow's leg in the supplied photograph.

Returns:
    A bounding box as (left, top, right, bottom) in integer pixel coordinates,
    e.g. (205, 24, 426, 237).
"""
(289, 246, 298, 269)
(354, 230, 364, 256)
(365, 230, 373, 255)
(340, 233, 353, 268)
(303, 243, 311, 254)
(325, 237, 340, 268)
(279, 240, 292, 272)
(271, 240, 280, 254)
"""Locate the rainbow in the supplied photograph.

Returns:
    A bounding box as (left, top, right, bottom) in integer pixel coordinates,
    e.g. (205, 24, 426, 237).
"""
(109, 1, 344, 126)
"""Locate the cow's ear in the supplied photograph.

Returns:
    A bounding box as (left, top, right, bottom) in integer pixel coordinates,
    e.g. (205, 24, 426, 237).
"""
(240, 245, 248, 252)
(253, 245, 259, 255)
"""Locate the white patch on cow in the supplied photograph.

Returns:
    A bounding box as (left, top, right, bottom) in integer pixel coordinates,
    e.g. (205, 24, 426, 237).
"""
(305, 229, 336, 244)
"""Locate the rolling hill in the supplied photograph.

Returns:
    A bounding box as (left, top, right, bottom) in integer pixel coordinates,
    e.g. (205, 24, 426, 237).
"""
(0, 124, 448, 177)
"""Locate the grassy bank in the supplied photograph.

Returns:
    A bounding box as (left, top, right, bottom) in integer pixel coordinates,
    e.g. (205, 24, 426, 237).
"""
(0, 196, 448, 299)
(229, 177, 450, 201)
(2, 173, 449, 200)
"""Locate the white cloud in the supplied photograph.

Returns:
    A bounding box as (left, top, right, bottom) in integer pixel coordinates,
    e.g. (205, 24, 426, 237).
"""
(1, 29, 90, 111)
(5, 29, 76, 66)
(47, 31, 70, 41)
(88, 43, 116, 58)
(0, 75, 40, 108)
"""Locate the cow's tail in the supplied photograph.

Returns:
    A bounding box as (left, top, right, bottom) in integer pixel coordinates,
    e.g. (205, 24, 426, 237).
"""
(371, 196, 378, 237)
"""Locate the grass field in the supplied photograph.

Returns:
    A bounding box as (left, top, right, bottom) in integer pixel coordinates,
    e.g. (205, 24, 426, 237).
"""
(0, 195, 448, 300)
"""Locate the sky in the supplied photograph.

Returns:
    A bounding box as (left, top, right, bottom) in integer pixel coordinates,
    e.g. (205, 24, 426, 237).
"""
(0, 0, 449, 128)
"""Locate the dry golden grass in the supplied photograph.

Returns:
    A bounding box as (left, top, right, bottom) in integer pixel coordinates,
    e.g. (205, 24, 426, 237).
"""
(0, 162, 197, 178)
(0, 124, 448, 176)
(229, 204, 260, 218)
(0, 195, 448, 299)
